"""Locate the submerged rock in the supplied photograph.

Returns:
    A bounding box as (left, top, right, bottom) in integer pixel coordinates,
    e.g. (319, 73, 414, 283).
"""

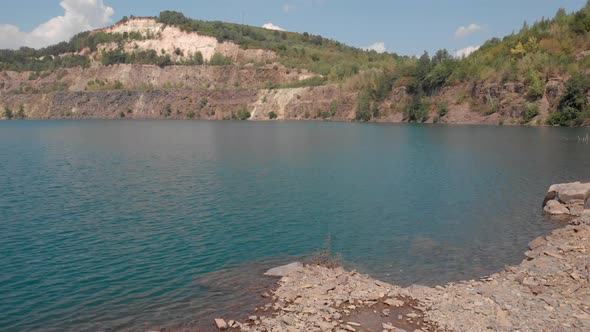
(264, 262, 304, 277)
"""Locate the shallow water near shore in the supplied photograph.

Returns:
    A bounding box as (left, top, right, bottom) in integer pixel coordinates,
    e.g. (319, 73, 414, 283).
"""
(1, 120, 589, 331)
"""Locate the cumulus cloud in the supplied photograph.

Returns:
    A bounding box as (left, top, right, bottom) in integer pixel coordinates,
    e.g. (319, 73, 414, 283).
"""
(455, 23, 482, 38)
(0, 0, 114, 49)
(363, 42, 386, 53)
(282, 4, 295, 13)
(262, 22, 285, 31)
(454, 45, 480, 58)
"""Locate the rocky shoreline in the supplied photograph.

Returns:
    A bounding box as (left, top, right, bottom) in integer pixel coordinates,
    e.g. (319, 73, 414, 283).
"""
(212, 184, 590, 332)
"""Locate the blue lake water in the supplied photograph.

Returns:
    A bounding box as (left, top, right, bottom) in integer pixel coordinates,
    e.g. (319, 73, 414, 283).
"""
(1, 120, 589, 331)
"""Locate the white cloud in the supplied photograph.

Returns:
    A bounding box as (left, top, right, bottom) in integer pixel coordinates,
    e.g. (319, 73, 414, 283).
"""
(454, 45, 480, 58)
(282, 4, 295, 13)
(0, 0, 114, 49)
(262, 22, 285, 31)
(455, 23, 482, 38)
(363, 42, 386, 53)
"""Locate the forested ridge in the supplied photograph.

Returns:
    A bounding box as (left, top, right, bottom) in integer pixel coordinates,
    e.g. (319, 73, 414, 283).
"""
(2, 3, 590, 125)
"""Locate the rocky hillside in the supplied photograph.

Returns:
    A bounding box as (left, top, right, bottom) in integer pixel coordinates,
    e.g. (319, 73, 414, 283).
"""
(1, 6, 590, 125)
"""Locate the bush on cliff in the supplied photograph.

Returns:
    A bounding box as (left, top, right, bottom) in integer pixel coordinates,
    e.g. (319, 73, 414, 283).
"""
(355, 91, 372, 122)
(3, 107, 13, 120)
(234, 106, 251, 120)
(523, 104, 540, 123)
(209, 53, 232, 66)
(547, 74, 590, 126)
(404, 95, 430, 122)
(15, 105, 26, 119)
(525, 71, 546, 100)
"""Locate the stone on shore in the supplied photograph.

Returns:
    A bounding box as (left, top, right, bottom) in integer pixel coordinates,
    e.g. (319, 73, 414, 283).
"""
(543, 182, 590, 217)
(214, 318, 228, 330)
(544, 182, 590, 216)
(264, 262, 304, 277)
(544, 199, 570, 215)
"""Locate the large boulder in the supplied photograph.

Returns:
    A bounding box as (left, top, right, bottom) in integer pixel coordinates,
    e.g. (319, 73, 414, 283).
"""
(546, 182, 590, 203)
(264, 262, 304, 277)
(543, 182, 590, 216)
(544, 200, 570, 215)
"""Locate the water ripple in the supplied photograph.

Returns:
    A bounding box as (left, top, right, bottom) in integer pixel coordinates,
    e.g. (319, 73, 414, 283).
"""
(1, 121, 589, 331)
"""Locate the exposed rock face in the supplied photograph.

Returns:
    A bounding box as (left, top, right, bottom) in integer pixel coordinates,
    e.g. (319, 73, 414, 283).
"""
(264, 262, 304, 277)
(544, 182, 590, 217)
(0, 83, 358, 121)
(0, 64, 308, 94)
(100, 18, 276, 64)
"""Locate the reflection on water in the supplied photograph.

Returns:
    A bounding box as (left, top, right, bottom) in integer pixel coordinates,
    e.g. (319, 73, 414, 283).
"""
(0, 120, 589, 331)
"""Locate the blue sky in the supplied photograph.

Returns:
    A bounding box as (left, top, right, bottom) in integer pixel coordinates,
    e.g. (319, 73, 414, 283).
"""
(0, 0, 587, 55)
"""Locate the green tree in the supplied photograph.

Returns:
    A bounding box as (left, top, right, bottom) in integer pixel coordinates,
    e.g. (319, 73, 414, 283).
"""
(355, 91, 372, 122)
(547, 74, 590, 126)
(194, 51, 204, 65)
(405, 95, 430, 122)
(525, 71, 545, 100)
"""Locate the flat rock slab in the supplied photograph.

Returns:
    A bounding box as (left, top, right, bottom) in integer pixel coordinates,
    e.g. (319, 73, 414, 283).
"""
(546, 181, 590, 204)
(264, 262, 304, 277)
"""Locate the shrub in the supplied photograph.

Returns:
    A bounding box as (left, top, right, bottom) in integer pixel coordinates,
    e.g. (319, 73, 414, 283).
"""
(199, 97, 208, 109)
(438, 102, 449, 117)
(3, 107, 13, 119)
(355, 91, 372, 122)
(15, 105, 26, 119)
(330, 100, 339, 114)
(372, 107, 380, 118)
(268, 111, 278, 119)
(404, 95, 430, 122)
(525, 71, 545, 100)
(209, 53, 232, 66)
(119, 111, 126, 118)
(194, 51, 204, 65)
(455, 90, 468, 104)
(309, 235, 341, 269)
(164, 104, 172, 117)
(523, 104, 539, 123)
(187, 110, 195, 119)
(547, 74, 590, 126)
(235, 106, 251, 120)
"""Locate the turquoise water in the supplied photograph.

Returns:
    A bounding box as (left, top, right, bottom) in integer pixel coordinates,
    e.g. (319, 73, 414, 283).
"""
(1, 120, 589, 331)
